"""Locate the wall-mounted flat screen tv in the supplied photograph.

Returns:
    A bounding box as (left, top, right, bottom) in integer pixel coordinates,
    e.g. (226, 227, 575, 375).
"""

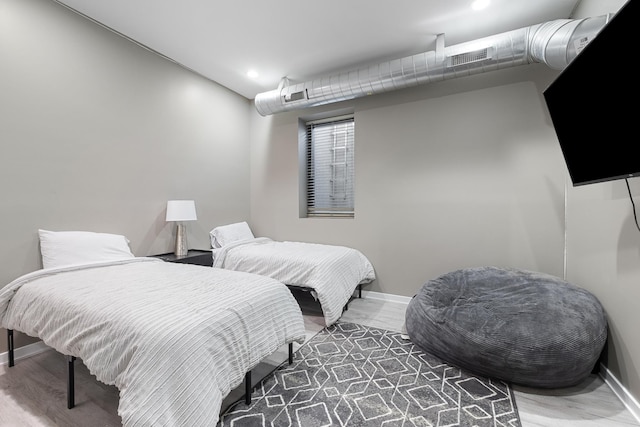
(543, 0, 637, 187)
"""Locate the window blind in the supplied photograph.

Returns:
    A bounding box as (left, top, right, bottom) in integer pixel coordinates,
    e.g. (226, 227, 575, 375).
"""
(305, 116, 355, 218)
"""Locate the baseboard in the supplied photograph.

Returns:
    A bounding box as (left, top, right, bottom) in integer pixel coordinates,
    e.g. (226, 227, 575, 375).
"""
(0, 341, 50, 366)
(361, 290, 412, 305)
(599, 363, 640, 424)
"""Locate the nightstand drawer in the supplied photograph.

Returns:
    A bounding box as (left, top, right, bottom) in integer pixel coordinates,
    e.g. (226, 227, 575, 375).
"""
(151, 250, 213, 267)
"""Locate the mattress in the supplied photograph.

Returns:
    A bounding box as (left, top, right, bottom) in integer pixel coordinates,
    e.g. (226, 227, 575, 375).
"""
(0, 257, 306, 426)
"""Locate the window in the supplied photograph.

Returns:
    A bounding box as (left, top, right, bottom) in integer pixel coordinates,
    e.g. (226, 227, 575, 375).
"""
(303, 115, 355, 218)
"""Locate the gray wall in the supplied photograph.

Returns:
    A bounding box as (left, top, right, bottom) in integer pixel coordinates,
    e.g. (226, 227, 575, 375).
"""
(567, 0, 640, 407)
(0, 0, 251, 349)
(249, 66, 567, 296)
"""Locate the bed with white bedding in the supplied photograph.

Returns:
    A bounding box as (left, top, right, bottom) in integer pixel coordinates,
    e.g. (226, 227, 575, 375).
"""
(210, 222, 376, 326)
(0, 230, 306, 427)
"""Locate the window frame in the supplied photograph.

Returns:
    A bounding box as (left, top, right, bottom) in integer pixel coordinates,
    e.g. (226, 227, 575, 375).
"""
(299, 114, 356, 219)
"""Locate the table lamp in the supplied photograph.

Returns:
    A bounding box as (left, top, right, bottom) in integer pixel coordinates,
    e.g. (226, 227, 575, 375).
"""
(166, 200, 197, 256)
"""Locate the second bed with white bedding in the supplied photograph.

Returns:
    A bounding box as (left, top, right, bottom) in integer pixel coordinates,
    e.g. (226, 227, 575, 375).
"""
(212, 237, 376, 326)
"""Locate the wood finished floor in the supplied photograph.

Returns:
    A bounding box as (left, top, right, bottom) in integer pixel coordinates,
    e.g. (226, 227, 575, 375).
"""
(1, 291, 638, 426)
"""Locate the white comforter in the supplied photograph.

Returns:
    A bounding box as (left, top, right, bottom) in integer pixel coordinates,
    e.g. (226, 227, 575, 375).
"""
(212, 238, 376, 326)
(0, 258, 306, 426)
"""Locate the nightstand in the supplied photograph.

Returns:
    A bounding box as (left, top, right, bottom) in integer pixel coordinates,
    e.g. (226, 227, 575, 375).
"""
(151, 249, 213, 267)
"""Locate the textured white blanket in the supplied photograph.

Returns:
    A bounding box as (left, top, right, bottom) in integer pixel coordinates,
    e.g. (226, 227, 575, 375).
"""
(212, 238, 376, 326)
(0, 258, 306, 426)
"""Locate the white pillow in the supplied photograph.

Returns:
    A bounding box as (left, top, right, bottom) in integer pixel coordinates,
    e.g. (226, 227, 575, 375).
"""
(209, 222, 255, 248)
(38, 229, 135, 269)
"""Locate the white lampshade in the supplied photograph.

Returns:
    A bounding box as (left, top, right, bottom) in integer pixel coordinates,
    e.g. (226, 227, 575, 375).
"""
(166, 200, 197, 222)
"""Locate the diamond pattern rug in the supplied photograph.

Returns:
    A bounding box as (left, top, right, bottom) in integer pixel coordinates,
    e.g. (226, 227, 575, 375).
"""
(218, 322, 521, 427)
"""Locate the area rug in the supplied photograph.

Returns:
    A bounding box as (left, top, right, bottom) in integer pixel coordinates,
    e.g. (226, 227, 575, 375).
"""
(218, 322, 521, 427)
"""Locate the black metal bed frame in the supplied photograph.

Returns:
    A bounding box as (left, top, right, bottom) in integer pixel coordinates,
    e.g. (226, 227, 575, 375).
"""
(6, 329, 293, 409)
(287, 282, 363, 312)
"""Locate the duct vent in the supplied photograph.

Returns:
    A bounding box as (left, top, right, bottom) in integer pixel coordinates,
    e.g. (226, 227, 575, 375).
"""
(447, 48, 492, 67)
(283, 90, 306, 103)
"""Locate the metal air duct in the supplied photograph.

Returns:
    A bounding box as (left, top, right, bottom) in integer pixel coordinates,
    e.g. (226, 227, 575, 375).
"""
(254, 15, 610, 116)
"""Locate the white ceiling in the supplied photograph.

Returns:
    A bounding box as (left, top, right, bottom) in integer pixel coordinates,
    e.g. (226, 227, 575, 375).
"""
(53, 0, 581, 100)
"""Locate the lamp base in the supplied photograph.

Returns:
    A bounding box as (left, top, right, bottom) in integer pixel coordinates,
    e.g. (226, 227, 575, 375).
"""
(174, 223, 188, 256)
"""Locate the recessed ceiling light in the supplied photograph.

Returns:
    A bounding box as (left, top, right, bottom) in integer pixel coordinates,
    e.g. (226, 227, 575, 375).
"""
(471, 0, 490, 11)
(247, 69, 259, 79)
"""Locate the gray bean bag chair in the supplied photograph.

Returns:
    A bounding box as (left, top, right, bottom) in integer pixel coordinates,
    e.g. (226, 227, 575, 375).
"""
(405, 266, 607, 388)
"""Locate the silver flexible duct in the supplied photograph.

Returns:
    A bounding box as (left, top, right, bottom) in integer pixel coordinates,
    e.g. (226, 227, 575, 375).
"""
(254, 15, 610, 116)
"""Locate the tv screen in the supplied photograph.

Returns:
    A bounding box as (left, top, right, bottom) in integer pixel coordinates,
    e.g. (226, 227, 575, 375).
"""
(543, 0, 637, 186)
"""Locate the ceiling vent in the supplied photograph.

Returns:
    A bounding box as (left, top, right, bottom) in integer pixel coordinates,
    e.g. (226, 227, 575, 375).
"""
(254, 14, 610, 116)
(448, 48, 493, 67)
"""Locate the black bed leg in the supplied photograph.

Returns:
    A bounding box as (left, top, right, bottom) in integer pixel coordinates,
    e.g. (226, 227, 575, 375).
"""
(7, 329, 14, 367)
(289, 342, 293, 364)
(7, 329, 15, 367)
(244, 371, 252, 405)
(67, 355, 76, 409)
